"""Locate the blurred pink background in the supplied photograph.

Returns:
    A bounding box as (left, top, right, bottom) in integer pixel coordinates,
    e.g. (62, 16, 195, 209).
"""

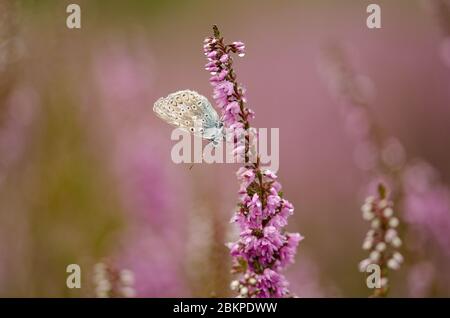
(0, 0, 449, 297)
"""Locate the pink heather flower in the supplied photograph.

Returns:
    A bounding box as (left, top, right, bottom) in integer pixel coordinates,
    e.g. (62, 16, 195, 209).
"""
(207, 50, 218, 59)
(275, 200, 295, 225)
(232, 145, 246, 160)
(232, 41, 245, 48)
(266, 189, 282, 211)
(263, 170, 278, 180)
(237, 167, 255, 183)
(218, 81, 235, 95)
(257, 269, 288, 298)
(278, 233, 303, 267)
(238, 226, 286, 267)
(220, 54, 229, 63)
(229, 121, 245, 130)
(247, 193, 262, 212)
(205, 25, 301, 298)
(271, 181, 282, 192)
(225, 101, 240, 115)
(218, 69, 229, 80)
(231, 41, 246, 56)
(230, 269, 288, 298)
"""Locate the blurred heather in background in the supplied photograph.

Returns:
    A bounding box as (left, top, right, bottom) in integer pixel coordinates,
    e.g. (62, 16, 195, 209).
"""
(0, 0, 449, 297)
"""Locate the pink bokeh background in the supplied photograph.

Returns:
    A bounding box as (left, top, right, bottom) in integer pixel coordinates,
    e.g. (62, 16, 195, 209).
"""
(0, 0, 449, 297)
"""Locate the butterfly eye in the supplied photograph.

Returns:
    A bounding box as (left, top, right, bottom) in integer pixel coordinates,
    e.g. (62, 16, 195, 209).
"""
(196, 101, 202, 106)
(189, 127, 195, 132)
(185, 120, 190, 125)
(175, 96, 182, 103)
(186, 106, 191, 110)
(192, 105, 197, 110)
(179, 112, 183, 116)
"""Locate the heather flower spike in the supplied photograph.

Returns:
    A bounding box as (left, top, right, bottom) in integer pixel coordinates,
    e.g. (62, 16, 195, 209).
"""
(359, 183, 403, 297)
(204, 25, 302, 298)
(93, 262, 136, 298)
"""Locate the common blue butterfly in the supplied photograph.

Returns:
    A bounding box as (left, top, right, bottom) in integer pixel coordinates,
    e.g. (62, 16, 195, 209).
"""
(153, 90, 224, 146)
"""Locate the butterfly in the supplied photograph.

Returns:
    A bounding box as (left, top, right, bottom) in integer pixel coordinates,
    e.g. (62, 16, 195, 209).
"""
(153, 90, 224, 146)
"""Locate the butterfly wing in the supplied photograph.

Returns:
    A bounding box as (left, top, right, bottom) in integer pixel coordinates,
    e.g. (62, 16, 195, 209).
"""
(153, 90, 220, 139)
